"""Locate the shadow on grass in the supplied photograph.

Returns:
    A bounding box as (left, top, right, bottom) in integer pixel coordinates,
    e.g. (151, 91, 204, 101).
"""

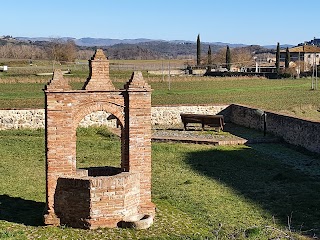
(0, 194, 45, 226)
(223, 122, 281, 143)
(185, 145, 320, 237)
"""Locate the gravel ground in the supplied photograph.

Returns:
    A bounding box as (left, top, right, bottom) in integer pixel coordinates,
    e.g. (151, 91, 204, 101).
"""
(152, 123, 280, 143)
(152, 129, 244, 141)
(111, 123, 278, 143)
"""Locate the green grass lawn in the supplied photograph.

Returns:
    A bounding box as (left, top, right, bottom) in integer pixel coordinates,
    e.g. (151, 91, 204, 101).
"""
(150, 78, 320, 114)
(0, 83, 44, 109)
(0, 77, 319, 121)
(0, 127, 319, 239)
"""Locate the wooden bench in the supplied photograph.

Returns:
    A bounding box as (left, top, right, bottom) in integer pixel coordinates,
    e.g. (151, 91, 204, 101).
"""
(180, 113, 224, 131)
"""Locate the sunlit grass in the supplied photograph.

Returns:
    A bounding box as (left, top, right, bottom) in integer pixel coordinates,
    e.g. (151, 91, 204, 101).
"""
(1, 77, 319, 121)
(0, 127, 319, 239)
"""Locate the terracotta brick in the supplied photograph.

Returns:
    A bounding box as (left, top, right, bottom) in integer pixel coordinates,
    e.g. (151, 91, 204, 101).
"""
(44, 50, 155, 229)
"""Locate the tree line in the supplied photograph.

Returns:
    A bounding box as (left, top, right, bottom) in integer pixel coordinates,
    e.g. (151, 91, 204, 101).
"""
(196, 34, 304, 78)
(0, 36, 271, 67)
(0, 38, 94, 63)
(196, 34, 256, 71)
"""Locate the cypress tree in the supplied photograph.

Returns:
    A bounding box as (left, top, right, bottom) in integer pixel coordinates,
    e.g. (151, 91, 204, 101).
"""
(226, 45, 231, 71)
(285, 47, 290, 69)
(276, 42, 280, 75)
(207, 45, 212, 71)
(197, 34, 201, 66)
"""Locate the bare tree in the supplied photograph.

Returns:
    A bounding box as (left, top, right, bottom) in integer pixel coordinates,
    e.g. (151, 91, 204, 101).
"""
(0, 44, 47, 59)
(232, 48, 254, 68)
(77, 49, 95, 60)
(212, 46, 254, 71)
(213, 47, 227, 66)
(48, 38, 77, 63)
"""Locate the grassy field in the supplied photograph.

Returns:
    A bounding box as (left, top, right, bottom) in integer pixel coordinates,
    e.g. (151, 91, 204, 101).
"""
(0, 74, 319, 121)
(0, 58, 186, 79)
(0, 127, 319, 239)
(150, 77, 320, 114)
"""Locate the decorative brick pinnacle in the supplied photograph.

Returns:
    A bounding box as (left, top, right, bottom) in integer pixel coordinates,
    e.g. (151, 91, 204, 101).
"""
(91, 49, 107, 61)
(46, 69, 71, 91)
(124, 71, 151, 91)
(83, 49, 115, 91)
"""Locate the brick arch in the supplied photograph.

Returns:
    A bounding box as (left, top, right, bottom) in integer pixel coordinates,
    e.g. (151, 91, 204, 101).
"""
(72, 101, 124, 132)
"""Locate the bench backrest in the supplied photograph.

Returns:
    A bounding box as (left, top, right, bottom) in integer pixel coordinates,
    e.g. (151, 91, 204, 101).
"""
(180, 114, 224, 124)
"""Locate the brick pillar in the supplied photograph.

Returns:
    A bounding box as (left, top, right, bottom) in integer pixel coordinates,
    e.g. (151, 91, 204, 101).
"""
(44, 70, 76, 225)
(83, 49, 115, 91)
(123, 72, 155, 215)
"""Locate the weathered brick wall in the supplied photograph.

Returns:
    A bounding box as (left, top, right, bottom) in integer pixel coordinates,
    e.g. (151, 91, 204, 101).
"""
(44, 90, 126, 227)
(54, 177, 91, 228)
(229, 104, 320, 153)
(123, 72, 153, 213)
(89, 172, 140, 229)
(55, 172, 140, 229)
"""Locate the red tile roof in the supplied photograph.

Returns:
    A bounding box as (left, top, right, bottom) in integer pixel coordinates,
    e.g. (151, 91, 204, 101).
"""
(282, 45, 320, 53)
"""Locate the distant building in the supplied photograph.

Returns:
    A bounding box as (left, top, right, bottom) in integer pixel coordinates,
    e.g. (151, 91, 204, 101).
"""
(246, 62, 284, 74)
(243, 45, 320, 74)
(300, 37, 320, 47)
(280, 45, 320, 71)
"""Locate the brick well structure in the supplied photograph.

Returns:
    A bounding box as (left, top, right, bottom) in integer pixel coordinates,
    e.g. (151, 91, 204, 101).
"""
(43, 49, 155, 229)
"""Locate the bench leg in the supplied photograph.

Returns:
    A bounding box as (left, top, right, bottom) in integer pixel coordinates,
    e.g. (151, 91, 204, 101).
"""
(183, 122, 187, 131)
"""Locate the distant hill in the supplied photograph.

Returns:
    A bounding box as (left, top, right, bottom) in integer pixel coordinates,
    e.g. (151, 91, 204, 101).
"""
(5, 36, 287, 60)
(103, 42, 271, 60)
(16, 37, 158, 47)
(16, 36, 249, 48)
(14, 36, 294, 49)
(75, 38, 156, 47)
(263, 44, 294, 49)
(16, 36, 75, 42)
(103, 44, 160, 60)
(14, 36, 249, 59)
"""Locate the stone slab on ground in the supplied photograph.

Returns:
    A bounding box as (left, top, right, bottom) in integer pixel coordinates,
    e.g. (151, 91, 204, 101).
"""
(111, 123, 281, 146)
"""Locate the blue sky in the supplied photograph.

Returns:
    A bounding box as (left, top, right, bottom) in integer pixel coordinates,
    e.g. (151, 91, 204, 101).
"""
(1, 0, 319, 45)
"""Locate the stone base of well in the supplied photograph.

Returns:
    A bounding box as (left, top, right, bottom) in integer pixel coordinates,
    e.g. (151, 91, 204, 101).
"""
(44, 170, 155, 229)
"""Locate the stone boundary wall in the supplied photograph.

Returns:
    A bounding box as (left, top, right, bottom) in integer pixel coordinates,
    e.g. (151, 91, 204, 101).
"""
(0, 109, 117, 130)
(0, 105, 229, 130)
(0, 109, 45, 130)
(151, 105, 229, 126)
(229, 104, 320, 153)
(1, 104, 320, 154)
